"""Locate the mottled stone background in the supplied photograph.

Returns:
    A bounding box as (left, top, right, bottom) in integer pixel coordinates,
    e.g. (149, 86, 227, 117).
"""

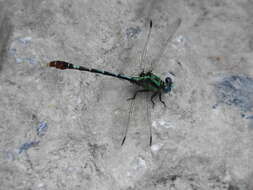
(0, 0, 253, 189)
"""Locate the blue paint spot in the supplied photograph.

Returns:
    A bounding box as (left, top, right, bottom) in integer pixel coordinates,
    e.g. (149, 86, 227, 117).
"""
(8, 48, 16, 56)
(216, 75, 253, 112)
(17, 36, 32, 44)
(126, 26, 141, 39)
(15, 57, 37, 65)
(246, 115, 253, 120)
(18, 141, 40, 154)
(36, 122, 48, 137)
(24, 58, 37, 65)
(3, 151, 15, 161)
(16, 58, 24, 64)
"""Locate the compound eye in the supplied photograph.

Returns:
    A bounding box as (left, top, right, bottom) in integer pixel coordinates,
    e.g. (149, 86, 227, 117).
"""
(165, 77, 172, 84)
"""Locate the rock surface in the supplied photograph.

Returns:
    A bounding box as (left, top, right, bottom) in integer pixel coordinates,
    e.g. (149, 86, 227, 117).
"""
(0, 0, 253, 189)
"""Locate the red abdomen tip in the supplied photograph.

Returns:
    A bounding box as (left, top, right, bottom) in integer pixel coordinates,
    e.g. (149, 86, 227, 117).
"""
(47, 61, 68, 70)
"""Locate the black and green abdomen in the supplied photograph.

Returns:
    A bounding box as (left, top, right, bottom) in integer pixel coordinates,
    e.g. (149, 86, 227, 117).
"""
(48, 61, 165, 92)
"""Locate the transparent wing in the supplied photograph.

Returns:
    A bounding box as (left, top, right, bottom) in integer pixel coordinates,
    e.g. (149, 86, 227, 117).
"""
(150, 18, 182, 71)
(121, 93, 153, 146)
(121, 98, 135, 146)
(139, 20, 153, 73)
(146, 93, 152, 146)
(139, 18, 181, 73)
(120, 21, 153, 146)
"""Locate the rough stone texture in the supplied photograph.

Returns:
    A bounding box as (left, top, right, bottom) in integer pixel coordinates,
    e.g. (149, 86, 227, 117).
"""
(0, 0, 253, 189)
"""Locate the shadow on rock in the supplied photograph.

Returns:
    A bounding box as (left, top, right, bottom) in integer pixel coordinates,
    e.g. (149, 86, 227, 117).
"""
(0, 3, 13, 72)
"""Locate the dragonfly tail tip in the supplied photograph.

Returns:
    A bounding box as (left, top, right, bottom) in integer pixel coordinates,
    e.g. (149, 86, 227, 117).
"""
(121, 136, 126, 146)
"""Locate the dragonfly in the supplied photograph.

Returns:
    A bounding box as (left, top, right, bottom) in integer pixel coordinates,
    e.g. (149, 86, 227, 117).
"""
(47, 19, 181, 146)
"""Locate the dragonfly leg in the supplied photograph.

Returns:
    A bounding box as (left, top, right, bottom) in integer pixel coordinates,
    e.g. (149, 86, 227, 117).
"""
(159, 93, 167, 107)
(151, 92, 159, 108)
(127, 89, 149, 101)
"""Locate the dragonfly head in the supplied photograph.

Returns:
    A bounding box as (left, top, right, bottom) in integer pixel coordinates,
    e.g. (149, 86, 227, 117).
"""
(164, 77, 173, 93)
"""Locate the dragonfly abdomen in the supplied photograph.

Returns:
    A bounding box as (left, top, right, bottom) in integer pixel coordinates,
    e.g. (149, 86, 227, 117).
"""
(48, 60, 136, 83)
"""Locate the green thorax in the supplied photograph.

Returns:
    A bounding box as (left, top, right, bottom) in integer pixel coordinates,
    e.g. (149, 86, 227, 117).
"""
(131, 71, 164, 91)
